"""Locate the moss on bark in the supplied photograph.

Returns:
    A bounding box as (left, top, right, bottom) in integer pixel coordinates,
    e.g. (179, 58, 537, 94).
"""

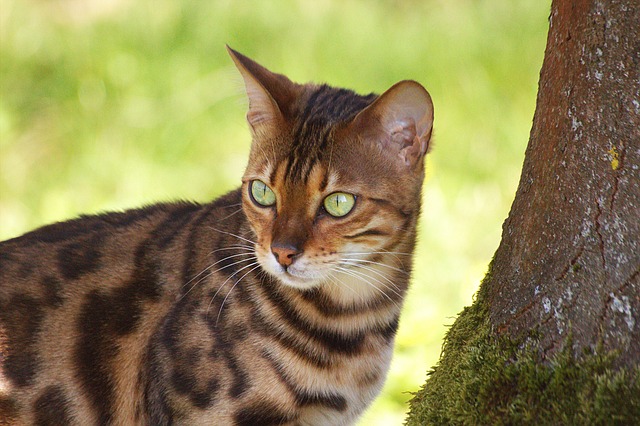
(405, 272, 640, 425)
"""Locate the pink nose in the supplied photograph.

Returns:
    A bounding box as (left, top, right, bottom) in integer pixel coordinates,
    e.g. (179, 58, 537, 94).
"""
(271, 244, 301, 267)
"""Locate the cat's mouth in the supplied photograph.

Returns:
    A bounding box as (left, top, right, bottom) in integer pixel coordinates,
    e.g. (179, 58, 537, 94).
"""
(257, 250, 326, 289)
(279, 270, 312, 287)
(274, 265, 322, 289)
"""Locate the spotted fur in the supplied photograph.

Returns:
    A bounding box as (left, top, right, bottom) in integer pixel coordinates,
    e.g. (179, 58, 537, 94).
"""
(0, 48, 433, 425)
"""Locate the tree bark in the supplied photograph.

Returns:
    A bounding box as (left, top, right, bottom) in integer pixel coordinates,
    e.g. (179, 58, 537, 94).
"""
(407, 0, 639, 422)
(489, 0, 639, 366)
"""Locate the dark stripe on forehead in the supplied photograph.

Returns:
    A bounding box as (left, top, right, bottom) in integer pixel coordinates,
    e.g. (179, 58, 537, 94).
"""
(286, 86, 328, 170)
(286, 99, 323, 182)
(286, 125, 332, 182)
(284, 86, 377, 182)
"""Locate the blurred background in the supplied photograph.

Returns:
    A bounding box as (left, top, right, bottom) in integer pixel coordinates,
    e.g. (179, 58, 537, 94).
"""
(0, 0, 550, 423)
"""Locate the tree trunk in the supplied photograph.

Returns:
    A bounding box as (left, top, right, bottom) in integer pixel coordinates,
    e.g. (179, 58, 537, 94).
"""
(406, 0, 639, 423)
(490, 0, 639, 367)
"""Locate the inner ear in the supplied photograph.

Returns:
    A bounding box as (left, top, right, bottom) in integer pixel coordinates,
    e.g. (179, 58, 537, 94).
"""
(351, 80, 434, 167)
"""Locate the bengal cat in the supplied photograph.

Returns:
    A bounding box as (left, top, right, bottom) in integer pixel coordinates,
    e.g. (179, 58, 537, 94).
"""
(0, 47, 433, 425)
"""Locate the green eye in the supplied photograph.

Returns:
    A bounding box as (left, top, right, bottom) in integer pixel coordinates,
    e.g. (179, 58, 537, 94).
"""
(250, 180, 276, 207)
(323, 192, 356, 217)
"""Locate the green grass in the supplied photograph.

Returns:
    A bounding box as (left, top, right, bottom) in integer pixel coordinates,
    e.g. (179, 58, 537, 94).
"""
(0, 0, 550, 423)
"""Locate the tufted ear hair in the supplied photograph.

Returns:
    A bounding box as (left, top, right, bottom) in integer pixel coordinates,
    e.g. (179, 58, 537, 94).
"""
(349, 80, 433, 168)
(227, 46, 302, 135)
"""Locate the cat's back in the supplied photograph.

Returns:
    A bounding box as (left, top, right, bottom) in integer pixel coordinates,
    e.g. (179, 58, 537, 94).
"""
(0, 200, 205, 299)
(0, 190, 242, 424)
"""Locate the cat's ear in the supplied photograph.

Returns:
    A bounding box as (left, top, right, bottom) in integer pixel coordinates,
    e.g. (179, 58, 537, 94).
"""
(351, 80, 433, 168)
(227, 46, 300, 135)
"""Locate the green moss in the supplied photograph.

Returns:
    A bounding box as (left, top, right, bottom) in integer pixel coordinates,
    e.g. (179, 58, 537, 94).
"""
(405, 270, 640, 425)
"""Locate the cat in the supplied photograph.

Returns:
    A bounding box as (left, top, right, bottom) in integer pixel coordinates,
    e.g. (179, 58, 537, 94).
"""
(0, 47, 433, 425)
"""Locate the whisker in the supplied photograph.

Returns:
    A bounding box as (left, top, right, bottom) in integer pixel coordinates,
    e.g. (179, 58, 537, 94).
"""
(338, 262, 403, 297)
(218, 207, 245, 222)
(339, 250, 411, 267)
(339, 258, 408, 275)
(180, 255, 256, 300)
(334, 268, 400, 309)
(334, 266, 400, 308)
(207, 258, 260, 313)
(207, 245, 255, 256)
(339, 251, 412, 256)
(208, 227, 257, 246)
(214, 263, 262, 325)
(327, 274, 363, 303)
(182, 251, 255, 291)
(340, 261, 404, 294)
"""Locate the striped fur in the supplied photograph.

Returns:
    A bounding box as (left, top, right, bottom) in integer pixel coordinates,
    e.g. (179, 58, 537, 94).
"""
(0, 49, 433, 425)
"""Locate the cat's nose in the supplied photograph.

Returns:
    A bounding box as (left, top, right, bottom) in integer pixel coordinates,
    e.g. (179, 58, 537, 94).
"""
(271, 243, 302, 267)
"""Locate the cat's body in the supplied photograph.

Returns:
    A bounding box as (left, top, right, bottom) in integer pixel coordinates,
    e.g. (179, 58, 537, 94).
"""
(0, 48, 433, 425)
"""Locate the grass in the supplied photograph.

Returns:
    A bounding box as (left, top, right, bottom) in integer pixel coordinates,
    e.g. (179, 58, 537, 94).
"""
(0, 0, 550, 423)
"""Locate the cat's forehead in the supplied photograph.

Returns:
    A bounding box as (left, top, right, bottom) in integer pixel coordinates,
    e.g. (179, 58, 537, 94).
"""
(246, 84, 380, 185)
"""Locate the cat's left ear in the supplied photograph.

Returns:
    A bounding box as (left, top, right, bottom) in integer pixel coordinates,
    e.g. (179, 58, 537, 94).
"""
(351, 80, 433, 168)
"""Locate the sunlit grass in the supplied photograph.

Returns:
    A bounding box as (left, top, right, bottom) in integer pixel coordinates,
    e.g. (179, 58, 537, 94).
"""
(0, 0, 550, 423)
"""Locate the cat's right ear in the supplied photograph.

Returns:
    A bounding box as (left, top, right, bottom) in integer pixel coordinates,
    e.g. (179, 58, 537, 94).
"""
(227, 46, 300, 136)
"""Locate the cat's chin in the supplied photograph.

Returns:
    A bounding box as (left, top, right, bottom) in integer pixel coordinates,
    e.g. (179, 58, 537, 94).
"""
(271, 269, 322, 290)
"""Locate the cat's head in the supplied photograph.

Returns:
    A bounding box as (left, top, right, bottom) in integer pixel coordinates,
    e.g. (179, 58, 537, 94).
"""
(229, 47, 433, 295)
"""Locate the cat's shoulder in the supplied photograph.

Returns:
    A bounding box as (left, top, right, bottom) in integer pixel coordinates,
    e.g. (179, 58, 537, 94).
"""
(1, 201, 197, 248)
